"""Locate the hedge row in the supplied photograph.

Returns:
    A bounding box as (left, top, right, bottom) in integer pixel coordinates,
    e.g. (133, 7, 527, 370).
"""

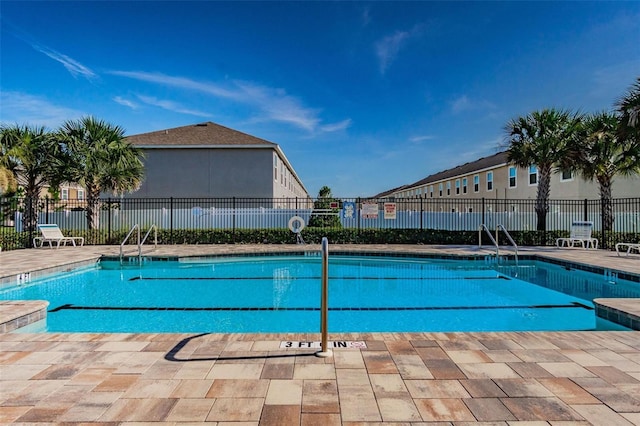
(3, 227, 636, 250)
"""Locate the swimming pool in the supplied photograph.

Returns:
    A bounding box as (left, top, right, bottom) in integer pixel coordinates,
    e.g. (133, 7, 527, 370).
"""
(1, 254, 636, 333)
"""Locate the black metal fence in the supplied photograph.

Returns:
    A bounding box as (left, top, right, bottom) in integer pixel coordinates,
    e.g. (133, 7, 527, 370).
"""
(1, 196, 639, 250)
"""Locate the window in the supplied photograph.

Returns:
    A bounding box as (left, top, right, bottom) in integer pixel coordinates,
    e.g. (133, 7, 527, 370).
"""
(77, 189, 84, 200)
(529, 165, 538, 185)
(509, 166, 517, 188)
(280, 162, 284, 185)
(61, 188, 68, 200)
(487, 171, 493, 191)
(455, 179, 460, 195)
(467, 207, 473, 213)
(561, 170, 573, 181)
(473, 175, 479, 192)
(462, 178, 468, 194)
(438, 183, 443, 197)
(446, 182, 451, 196)
(429, 185, 434, 198)
(274, 155, 278, 181)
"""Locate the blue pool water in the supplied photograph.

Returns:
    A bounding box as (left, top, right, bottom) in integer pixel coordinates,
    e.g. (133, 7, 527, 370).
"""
(1, 255, 636, 333)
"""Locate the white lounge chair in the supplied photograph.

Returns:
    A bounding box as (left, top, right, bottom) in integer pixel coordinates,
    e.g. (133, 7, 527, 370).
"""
(33, 224, 84, 248)
(615, 242, 640, 256)
(556, 220, 598, 249)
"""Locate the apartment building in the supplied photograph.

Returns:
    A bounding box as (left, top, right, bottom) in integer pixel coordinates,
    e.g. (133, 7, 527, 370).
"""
(377, 151, 640, 211)
(124, 122, 311, 205)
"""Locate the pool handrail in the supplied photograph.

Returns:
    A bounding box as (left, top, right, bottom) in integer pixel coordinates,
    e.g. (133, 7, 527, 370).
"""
(479, 223, 499, 254)
(120, 224, 158, 264)
(316, 236, 332, 358)
(120, 224, 140, 263)
(479, 224, 518, 265)
(140, 225, 158, 251)
(496, 224, 518, 264)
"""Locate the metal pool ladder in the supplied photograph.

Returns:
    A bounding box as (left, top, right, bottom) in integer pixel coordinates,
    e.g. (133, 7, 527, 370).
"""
(120, 224, 158, 264)
(479, 223, 518, 265)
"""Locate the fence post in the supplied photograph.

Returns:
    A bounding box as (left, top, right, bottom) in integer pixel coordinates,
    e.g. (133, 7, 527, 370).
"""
(233, 197, 237, 243)
(107, 198, 112, 244)
(170, 197, 174, 245)
(583, 199, 588, 222)
(601, 197, 607, 250)
(45, 197, 50, 224)
(481, 198, 485, 225)
(356, 197, 361, 233)
(420, 197, 424, 230)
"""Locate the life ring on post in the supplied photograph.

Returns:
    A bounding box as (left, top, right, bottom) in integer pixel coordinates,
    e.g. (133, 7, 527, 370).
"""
(288, 215, 305, 233)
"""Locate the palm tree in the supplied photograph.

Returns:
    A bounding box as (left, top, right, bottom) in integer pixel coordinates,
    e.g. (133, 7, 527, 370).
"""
(617, 76, 640, 142)
(504, 108, 583, 231)
(570, 111, 640, 231)
(0, 124, 60, 232)
(58, 117, 145, 231)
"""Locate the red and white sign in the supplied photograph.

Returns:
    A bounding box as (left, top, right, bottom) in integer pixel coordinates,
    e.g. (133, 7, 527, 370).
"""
(383, 202, 397, 220)
(361, 203, 379, 219)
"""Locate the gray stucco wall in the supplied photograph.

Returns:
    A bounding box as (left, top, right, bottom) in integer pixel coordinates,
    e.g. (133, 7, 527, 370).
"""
(131, 148, 274, 198)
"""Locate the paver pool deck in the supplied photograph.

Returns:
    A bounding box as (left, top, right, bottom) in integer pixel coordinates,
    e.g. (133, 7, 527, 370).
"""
(1, 244, 639, 425)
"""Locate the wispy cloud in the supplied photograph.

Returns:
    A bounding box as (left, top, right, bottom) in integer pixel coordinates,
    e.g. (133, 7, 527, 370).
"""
(450, 95, 497, 115)
(136, 95, 212, 118)
(320, 119, 352, 133)
(0, 91, 83, 128)
(451, 95, 472, 114)
(113, 96, 139, 109)
(375, 31, 410, 74)
(109, 71, 240, 100)
(374, 24, 423, 74)
(234, 81, 321, 131)
(32, 44, 97, 80)
(109, 70, 349, 134)
(409, 135, 435, 143)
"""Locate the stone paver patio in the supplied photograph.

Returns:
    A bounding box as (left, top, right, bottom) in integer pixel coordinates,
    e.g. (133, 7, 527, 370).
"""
(1, 244, 639, 425)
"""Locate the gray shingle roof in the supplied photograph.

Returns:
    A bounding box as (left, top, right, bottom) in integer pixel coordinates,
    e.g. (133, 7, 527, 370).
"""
(409, 151, 508, 187)
(125, 122, 277, 147)
(372, 151, 508, 197)
(370, 184, 410, 199)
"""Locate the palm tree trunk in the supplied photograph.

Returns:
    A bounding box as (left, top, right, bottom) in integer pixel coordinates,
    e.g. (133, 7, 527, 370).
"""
(535, 165, 552, 232)
(22, 195, 38, 234)
(85, 186, 101, 232)
(598, 176, 614, 232)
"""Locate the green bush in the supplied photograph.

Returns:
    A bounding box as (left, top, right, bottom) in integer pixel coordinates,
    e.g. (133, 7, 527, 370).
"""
(1, 226, 638, 251)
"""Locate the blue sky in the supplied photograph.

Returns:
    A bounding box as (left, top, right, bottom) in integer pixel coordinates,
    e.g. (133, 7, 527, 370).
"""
(1, 1, 639, 197)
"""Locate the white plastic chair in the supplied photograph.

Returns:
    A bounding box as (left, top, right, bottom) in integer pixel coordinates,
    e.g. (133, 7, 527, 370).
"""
(33, 224, 84, 248)
(615, 242, 640, 256)
(556, 221, 598, 249)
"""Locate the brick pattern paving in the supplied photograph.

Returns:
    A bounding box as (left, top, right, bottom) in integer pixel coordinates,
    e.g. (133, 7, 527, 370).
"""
(1, 331, 639, 424)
